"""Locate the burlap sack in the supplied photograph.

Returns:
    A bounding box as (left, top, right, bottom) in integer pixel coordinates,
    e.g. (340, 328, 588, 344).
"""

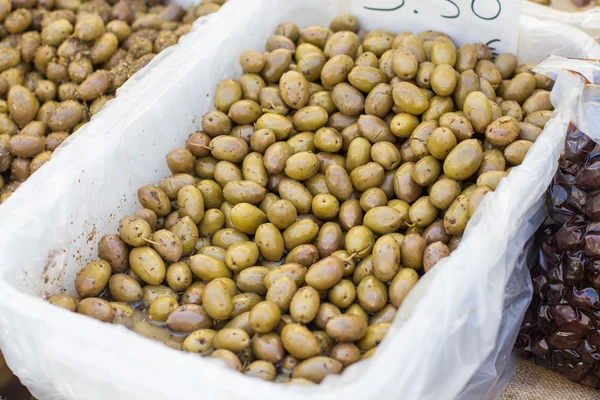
(501, 360, 599, 400)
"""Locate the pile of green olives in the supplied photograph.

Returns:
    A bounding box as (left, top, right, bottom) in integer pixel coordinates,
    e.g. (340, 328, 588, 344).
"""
(48, 14, 553, 384)
(0, 0, 226, 203)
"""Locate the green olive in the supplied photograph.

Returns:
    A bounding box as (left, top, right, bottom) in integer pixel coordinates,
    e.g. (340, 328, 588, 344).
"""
(211, 349, 242, 371)
(400, 233, 427, 269)
(198, 209, 225, 237)
(264, 263, 307, 290)
(359, 188, 388, 212)
(305, 256, 345, 290)
(463, 91, 492, 133)
(439, 112, 474, 142)
(165, 262, 193, 292)
(76, 298, 115, 323)
(522, 90, 552, 116)
(251, 332, 286, 364)
(289, 286, 320, 324)
(183, 329, 216, 354)
(370, 303, 397, 325)
(284, 151, 320, 181)
(214, 79, 242, 113)
(357, 114, 395, 143)
(48, 294, 77, 312)
(283, 219, 319, 251)
(230, 203, 268, 234)
(474, 60, 502, 89)
(326, 314, 368, 343)
(278, 178, 313, 214)
(281, 323, 319, 360)
(430, 38, 457, 66)
(338, 199, 364, 231)
(75, 260, 111, 298)
(423, 241, 451, 272)
(212, 228, 249, 249)
(357, 322, 391, 351)
(429, 178, 461, 211)
(365, 83, 393, 118)
(129, 247, 166, 285)
(243, 360, 276, 381)
(372, 235, 401, 282)
(202, 280, 234, 321)
(308, 91, 337, 115)
(266, 275, 297, 313)
(443, 139, 483, 181)
(484, 116, 519, 147)
(137, 186, 171, 217)
(477, 149, 506, 175)
(225, 241, 259, 272)
(409, 120, 437, 159)
(237, 266, 270, 294)
(279, 71, 309, 110)
(393, 162, 423, 204)
(392, 81, 429, 115)
(504, 73, 536, 105)
(181, 282, 205, 305)
(256, 113, 293, 140)
(148, 296, 179, 323)
(390, 113, 420, 138)
(443, 194, 470, 235)
(357, 276, 388, 312)
(504, 140, 533, 166)
(331, 82, 364, 116)
(170, 216, 199, 256)
(422, 95, 453, 122)
(409, 196, 439, 228)
(477, 170, 508, 190)
(249, 301, 281, 334)
(324, 30, 360, 59)
(345, 225, 376, 258)
(166, 304, 213, 333)
(326, 278, 356, 309)
(524, 110, 552, 129)
(320, 55, 354, 88)
(348, 66, 387, 93)
(189, 253, 231, 281)
(363, 206, 403, 235)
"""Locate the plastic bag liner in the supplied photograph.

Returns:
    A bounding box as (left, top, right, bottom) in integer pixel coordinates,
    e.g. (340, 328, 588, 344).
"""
(522, 2, 600, 40)
(0, 1, 598, 399)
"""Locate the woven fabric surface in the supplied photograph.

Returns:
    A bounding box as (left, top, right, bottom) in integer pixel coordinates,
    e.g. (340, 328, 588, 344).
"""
(500, 360, 599, 400)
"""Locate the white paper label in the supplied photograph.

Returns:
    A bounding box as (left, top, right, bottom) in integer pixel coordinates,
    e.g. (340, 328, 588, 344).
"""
(351, 0, 523, 55)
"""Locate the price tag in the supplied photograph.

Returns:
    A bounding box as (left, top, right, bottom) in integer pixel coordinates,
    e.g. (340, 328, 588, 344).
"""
(351, 0, 523, 55)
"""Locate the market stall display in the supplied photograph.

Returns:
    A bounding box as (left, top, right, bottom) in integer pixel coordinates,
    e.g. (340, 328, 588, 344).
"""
(0, 0, 599, 399)
(0, 0, 227, 205)
(41, 15, 559, 383)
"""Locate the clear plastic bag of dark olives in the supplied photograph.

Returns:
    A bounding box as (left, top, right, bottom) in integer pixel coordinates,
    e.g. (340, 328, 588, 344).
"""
(517, 123, 600, 389)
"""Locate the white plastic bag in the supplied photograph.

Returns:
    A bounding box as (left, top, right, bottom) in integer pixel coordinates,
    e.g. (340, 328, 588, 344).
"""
(522, 2, 600, 40)
(0, 1, 598, 399)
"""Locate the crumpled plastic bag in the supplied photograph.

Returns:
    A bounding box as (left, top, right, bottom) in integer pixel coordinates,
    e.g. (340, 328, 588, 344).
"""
(0, 1, 598, 399)
(522, 2, 600, 39)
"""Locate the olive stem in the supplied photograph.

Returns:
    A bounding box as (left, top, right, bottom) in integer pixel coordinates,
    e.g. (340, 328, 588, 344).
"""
(141, 237, 160, 246)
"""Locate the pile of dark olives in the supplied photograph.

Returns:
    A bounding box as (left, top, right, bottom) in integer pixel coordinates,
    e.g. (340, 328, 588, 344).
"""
(48, 14, 554, 384)
(0, 0, 226, 203)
